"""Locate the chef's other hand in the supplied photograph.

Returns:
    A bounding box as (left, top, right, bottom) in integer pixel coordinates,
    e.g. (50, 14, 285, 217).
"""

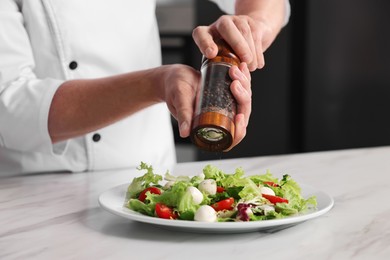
(158, 64, 199, 138)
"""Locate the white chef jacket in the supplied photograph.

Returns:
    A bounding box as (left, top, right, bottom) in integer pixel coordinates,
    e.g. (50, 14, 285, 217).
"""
(0, 0, 241, 176)
(0, 0, 289, 176)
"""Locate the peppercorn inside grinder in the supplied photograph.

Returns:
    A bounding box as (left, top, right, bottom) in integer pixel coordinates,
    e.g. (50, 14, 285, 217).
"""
(190, 40, 241, 152)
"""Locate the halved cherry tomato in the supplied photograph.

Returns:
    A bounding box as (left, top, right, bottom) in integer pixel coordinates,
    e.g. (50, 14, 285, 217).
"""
(216, 186, 225, 193)
(211, 197, 235, 211)
(263, 181, 279, 187)
(155, 203, 178, 219)
(138, 187, 161, 202)
(262, 194, 288, 204)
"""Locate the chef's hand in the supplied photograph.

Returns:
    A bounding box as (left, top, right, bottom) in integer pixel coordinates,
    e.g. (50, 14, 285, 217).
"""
(192, 14, 273, 72)
(159, 64, 199, 139)
(159, 63, 251, 151)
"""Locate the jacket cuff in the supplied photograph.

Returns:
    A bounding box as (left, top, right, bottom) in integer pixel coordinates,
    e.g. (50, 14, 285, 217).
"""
(209, 0, 235, 14)
(210, 0, 291, 27)
(0, 76, 68, 155)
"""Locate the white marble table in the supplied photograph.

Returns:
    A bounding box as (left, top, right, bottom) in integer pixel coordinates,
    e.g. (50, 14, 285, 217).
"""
(1, 146, 390, 260)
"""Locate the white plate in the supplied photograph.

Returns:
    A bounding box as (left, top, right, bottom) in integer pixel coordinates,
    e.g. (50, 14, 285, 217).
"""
(98, 183, 334, 233)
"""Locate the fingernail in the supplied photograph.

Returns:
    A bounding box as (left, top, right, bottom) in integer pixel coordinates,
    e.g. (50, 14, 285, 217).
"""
(180, 121, 189, 136)
(205, 47, 214, 57)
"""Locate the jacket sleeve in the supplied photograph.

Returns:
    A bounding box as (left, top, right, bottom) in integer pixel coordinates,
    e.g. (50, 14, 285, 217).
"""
(209, 0, 291, 26)
(0, 0, 66, 154)
(208, 0, 235, 14)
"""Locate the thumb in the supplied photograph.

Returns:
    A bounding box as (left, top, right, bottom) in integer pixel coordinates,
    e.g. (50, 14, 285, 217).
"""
(179, 120, 191, 138)
(176, 104, 193, 138)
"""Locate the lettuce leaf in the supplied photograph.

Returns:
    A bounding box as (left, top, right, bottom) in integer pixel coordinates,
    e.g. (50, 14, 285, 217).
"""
(203, 164, 227, 183)
(150, 181, 200, 220)
(127, 199, 155, 216)
(125, 162, 163, 200)
(249, 170, 279, 185)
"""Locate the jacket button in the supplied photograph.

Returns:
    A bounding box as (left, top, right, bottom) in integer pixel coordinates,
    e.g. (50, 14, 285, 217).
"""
(92, 133, 101, 142)
(69, 61, 78, 70)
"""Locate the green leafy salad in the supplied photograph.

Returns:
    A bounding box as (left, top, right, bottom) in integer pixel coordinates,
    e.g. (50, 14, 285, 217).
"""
(124, 162, 317, 222)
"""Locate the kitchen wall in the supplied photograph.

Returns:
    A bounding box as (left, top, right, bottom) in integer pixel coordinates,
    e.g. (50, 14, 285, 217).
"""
(302, 0, 390, 152)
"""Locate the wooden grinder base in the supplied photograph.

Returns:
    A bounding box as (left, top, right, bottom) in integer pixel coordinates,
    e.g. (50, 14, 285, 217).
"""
(190, 111, 235, 152)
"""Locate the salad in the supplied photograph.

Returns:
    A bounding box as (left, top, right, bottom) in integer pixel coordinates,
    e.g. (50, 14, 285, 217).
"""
(124, 162, 317, 222)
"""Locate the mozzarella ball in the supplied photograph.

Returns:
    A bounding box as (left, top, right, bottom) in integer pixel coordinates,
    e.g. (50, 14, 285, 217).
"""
(186, 186, 203, 205)
(260, 186, 275, 196)
(197, 173, 205, 180)
(194, 205, 217, 222)
(198, 179, 217, 195)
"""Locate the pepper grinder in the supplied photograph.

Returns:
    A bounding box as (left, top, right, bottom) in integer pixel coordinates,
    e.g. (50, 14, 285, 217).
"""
(190, 39, 241, 152)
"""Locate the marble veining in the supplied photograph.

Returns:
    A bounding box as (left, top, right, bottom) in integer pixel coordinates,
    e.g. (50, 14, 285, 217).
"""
(1, 146, 390, 259)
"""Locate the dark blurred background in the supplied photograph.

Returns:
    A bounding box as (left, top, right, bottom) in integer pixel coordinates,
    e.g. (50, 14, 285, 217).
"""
(156, 0, 390, 162)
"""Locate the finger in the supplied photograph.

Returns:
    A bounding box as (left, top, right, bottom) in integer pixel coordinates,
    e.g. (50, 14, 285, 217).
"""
(224, 113, 246, 151)
(176, 81, 198, 137)
(239, 62, 251, 83)
(231, 80, 252, 126)
(248, 18, 265, 69)
(214, 16, 253, 65)
(230, 65, 251, 96)
(170, 86, 196, 138)
(167, 103, 178, 120)
(229, 64, 252, 126)
(179, 120, 191, 138)
(234, 113, 247, 146)
(176, 101, 193, 138)
(192, 26, 219, 59)
(255, 47, 265, 70)
(230, 17, 258, 71)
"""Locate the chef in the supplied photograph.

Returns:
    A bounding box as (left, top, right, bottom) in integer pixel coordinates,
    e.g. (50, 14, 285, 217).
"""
(0, 0, 290, 175)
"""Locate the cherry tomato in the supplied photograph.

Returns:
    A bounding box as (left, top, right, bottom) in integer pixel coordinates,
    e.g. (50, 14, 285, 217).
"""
(155, 203, 178, 219)
(211, 197, 235, 211)
(262, 194, 289, 204)
(263, 181, 279, 187)
(216, 186, 225, 193)
(138, 187, 161, 202)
